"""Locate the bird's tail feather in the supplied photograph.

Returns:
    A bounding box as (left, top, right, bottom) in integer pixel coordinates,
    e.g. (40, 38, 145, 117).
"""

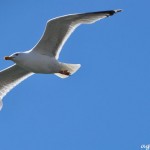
(55, 63, 81, 78)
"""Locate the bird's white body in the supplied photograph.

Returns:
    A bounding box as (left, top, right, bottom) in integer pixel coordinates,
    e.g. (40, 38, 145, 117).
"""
(0, 9, 122, 110)
(14, 51, 61, 74)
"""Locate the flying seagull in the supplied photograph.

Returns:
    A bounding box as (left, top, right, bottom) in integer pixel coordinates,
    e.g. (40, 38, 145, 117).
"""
(0, 9, 122, 110)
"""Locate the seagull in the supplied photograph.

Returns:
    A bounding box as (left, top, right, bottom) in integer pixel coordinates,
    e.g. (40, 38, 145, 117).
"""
(0, 9, 122, 110)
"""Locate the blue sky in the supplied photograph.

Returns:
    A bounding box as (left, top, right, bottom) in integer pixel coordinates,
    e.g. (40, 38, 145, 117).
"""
(0, 0, 150, 150)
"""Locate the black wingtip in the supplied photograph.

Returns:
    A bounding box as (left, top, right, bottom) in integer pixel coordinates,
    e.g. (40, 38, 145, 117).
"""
(80, 9, 123, 17)
(114, 9, 123, 13)
(109, 9, 123, 16)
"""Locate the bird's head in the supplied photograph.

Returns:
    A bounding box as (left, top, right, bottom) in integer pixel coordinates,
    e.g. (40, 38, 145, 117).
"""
(4, 52, 25, 63)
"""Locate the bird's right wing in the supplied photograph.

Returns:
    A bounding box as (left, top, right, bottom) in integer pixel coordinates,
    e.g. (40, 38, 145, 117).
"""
(0, 64, 33, 110)
(32, 9, 122, 59)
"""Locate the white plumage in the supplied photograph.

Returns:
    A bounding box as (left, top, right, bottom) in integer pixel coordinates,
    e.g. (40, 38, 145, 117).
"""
(0, 9, 122, 110)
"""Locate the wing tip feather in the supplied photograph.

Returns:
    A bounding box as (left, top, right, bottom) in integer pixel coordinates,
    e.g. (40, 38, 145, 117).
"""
(114, 9, 123, 13)
(108, 9, 123, 16)
(88, 9, 123, 16)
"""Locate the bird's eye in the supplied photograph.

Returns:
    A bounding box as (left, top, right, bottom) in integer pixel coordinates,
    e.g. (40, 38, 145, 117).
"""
(15, 54, 19, 56)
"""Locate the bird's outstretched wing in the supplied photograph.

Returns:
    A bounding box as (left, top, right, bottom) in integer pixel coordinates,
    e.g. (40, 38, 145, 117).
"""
(0, 65, 33, 110)
(32, 9, 122, 59)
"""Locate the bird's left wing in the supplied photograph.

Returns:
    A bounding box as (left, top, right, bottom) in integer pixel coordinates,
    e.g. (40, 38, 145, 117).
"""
(32, 9, 122, 59)
(0, 64, 33, 110)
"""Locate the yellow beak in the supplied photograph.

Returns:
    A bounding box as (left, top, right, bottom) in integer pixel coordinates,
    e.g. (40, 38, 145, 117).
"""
(4, 56, 12, 60)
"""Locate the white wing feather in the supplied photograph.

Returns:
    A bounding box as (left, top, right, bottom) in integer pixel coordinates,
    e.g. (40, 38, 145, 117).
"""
(32, 9, 122, 59)
(0, 65, 33, 110)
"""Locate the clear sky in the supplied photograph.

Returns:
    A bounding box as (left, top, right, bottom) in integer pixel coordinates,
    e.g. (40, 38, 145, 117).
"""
(0, 1, 150, 150)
